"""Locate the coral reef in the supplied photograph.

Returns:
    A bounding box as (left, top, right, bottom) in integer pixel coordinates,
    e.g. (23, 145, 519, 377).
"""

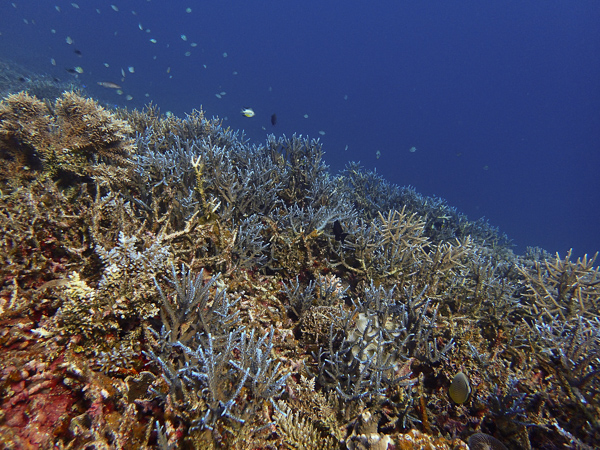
(0, 91, 133, 181)
(1, 75, 599, 450)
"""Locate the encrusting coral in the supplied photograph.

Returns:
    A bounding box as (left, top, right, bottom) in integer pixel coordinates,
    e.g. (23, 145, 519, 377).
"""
(1, 82, 599, 449)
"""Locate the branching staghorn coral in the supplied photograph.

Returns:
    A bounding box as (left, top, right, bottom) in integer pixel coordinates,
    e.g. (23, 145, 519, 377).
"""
(282, 273, 348, 320)
(201, 134, 284, 221)
(0, 179, 93, 313)
(176, 331, 250, 431)
(120, 104, 217, 150)
(56, 232, 170, 338)
(529, 315, 600, 408)
(133, 133, 201, 231)
(518, 249, 600, 321)
(314, 283, 434, 402)
(339, 162, 510, 249)
(455, 246, 520, 320)
(145, 265, 290, 445)
(152, 264, 240, 347)
(267, 202, 353, 275)
(228, 327, 291, 409)
(332, 207, 429, 282)
(265, 134, 329, 207)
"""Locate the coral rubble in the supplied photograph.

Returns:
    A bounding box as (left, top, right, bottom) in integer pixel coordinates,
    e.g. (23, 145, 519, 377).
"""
(1, 81, 599, 449)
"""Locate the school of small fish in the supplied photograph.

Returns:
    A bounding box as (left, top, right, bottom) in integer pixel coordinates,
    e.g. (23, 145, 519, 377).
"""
(6, 1, 345, 137)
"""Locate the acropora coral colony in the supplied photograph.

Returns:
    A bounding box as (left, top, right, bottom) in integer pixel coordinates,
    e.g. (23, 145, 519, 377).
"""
(0, 86, 599, 450)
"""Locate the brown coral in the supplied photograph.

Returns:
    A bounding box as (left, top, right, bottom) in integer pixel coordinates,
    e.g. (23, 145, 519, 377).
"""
(0, 91, 133, 182)
(49, 91, 134, 175)
(0, 91, 50, 179)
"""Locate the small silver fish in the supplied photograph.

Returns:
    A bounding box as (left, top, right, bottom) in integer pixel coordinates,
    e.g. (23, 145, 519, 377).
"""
(97, 81, 122, 89)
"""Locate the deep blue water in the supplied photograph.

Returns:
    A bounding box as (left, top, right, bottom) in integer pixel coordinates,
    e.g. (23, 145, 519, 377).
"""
(2, 0, 599, 257)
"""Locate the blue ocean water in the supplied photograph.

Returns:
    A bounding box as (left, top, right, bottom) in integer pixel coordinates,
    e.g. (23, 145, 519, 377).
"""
(1, 0, 598, 257)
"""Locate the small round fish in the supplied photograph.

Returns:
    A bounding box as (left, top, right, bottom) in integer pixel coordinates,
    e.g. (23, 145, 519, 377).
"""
(449, 371, 471, 404)
(240, 108, 255, 118)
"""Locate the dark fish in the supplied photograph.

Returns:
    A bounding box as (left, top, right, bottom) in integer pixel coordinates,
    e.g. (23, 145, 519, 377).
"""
(333, 220, 348, 244)
(271, 113, 277, 126)
(65, 68, 77, 74)
(74, 49, 82, 56)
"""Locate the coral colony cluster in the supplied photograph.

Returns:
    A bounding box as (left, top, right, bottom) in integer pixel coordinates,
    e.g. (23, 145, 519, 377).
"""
(1, 72, 599, 450)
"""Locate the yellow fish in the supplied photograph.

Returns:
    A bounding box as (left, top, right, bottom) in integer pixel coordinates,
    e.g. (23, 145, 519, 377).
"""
(240, 108, 255, 118)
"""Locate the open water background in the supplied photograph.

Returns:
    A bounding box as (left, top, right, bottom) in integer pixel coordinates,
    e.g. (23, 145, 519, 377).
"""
(1, 0, 599, 257)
